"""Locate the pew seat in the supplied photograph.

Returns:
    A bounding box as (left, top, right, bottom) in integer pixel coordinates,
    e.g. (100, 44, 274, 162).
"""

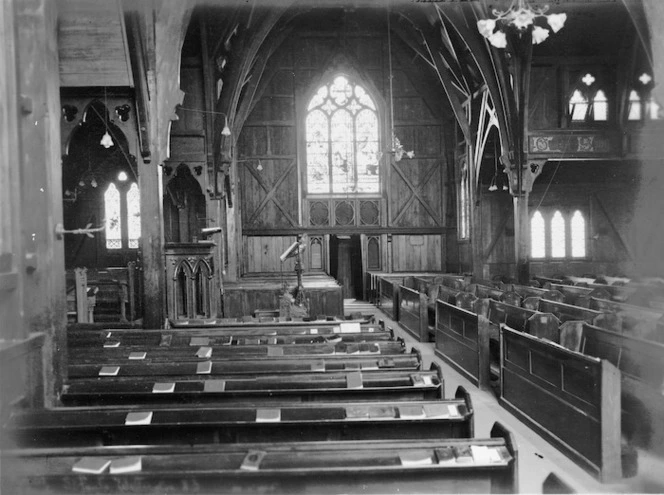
(60, 366, 444, 406)
(6, 387, 474, 448)
(1, 423, 517, 494)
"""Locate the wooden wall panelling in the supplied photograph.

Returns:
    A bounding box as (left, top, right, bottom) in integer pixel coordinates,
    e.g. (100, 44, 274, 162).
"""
(244, 235, 297, 274)
(392, 235, 442, 272)
(529, 65, 560, 130)
(58, 0, 133, 87)
(16, 0, 65, 404)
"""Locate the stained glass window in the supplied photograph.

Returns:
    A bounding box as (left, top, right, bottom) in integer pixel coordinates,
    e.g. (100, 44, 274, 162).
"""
(104, 181, 140, 250)
(571, 210, 586, 258)
(530, 210, 545, 259)
(551, 210, 566, 258)
(105, 183, 122, 249)
(306, 75, 379, 194)
(127, 183, 141, 249)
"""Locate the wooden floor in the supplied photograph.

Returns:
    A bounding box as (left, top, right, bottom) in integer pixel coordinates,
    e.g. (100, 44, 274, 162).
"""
(345, 299, 664, 494)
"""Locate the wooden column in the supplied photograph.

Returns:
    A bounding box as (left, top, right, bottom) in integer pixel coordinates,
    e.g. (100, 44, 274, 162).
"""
(138, 2, 192, 328)
(15, 0, 66, 404)
(513, 192, 530, 284)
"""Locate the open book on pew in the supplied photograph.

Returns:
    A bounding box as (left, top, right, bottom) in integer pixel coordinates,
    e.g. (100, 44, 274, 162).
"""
(72, 457, 112, 474)
(125, 411, 153, 426)
(109, 456, 142, 474)
(399, 450, 433, 466)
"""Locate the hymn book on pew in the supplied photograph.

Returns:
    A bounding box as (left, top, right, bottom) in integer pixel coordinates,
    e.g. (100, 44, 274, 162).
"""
(368, 405, 396, 419)
(340, 322, 361, 333)
(399, 450, 433, 466)
(203, 379, 226, 392)
(346, 371, 364, 389)
(128, 351, 146, 360)
(195, 346, 212, 358)
(125, 411, 153, 426)
(410, 374, 433, 387)
(99, 366, 120, 376)
(152, 382, 175, 393)
(103, 341, 120, 348)
(310, 360, 326, 372)
(109, 456, 142, 474)
(434, 447, 455, 465)
(240, 450, 266, 471)
(72, 457, 112, 474)
(255, 408, 281, 423)
(345, 405, 370, 419)
(196, 361, 212, 374)
(399, 405, 426, 419)
(189, 337, 210, 346)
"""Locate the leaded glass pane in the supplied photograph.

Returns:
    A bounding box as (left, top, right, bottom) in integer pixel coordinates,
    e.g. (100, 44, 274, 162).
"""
(355, 85, 376, 110)
(331, 109, 354, 193)
(628, 90, 641, 121)
(104, 183, 122, 250)
(649, 97, 661, 120)
(531, 210, 545, 258)
(330, 76, 352, 106)
(569, 90, 588, 121)
(305, 75, 379, 194)
(593, 90, 608, 121)
(551, 210, 566, 258)
(127, 182, 141, 249)
(571, 210, 586, 258)
(306, 109, 330, 193)
(308, 85, 328, 111)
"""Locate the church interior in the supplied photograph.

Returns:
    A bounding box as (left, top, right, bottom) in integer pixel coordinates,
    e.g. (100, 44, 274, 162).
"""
(1, 0, 664, 492)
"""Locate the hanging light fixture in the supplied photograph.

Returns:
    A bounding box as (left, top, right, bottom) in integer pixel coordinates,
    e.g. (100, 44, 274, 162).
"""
(477, 0, 567, 48)
(386, 6, 414, 163)
(221, 114, 232, 137)
(100, 87, 114, 148)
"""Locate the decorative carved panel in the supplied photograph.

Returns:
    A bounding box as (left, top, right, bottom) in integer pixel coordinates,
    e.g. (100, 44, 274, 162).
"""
(334, 200, 355, 226)
(309, 201, 330, 226)
(359, 200, 380, 226)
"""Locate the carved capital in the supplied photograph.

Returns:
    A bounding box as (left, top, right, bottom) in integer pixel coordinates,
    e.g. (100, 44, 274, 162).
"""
(504, 159, 546, 195)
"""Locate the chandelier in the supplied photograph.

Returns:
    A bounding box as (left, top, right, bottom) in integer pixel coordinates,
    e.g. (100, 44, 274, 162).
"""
(477, 0, 567, 48)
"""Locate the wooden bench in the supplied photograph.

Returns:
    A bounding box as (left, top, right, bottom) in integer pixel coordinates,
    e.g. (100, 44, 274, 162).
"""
(499, 326, 621, 483)
(60, 365, 445, 406)
(1, 422, 518, 494)
(67, 349, 423, 378)
(561, 321, 664, 457)
(378, 277, 399, 321)
(398, 285, 429, 342)
(168, 315, 372, 328)
(587, 297, 664, 342)
(7, 387, 474, 448)
(434, 298, 561, 388)
(68, 326, 394, 349)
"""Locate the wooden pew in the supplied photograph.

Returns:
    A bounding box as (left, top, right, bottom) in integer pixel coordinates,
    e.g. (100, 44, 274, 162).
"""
(60, 365, 445, 406)
(434, 298, 561, 389)
(587, 297, 664, 342)
(0, 422, 518, 494)
(434, 299, 492, 391)
(67, 340, 407, 360)
(399, 285, 429, 342)
(542, 472, 576, 494)
(68, 326, 394, 349)
(7, 387, 474, 448)
(525, 298, 606, 325)
(378, 277, 399, 321)
(499, 326, 622, 483)
(168, 315, 372, 328)
(561, 321, 664, 457)
(67, 349, 423, 378)
(549, 283, 611, 306)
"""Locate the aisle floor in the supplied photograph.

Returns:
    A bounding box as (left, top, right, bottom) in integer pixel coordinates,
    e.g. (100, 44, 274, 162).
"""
(347, 300, 664, 494)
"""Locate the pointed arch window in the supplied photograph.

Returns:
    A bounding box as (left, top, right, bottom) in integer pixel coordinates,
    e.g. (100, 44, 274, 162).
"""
(305, 75, 380, 194)
(104, 175, 141, 250)
(459, 161, 470, 240)
(551, 211, 566, 258)
(568, 72, 610, 123)
(571, 210, 586, 258)
(627, 73, 662, 122)
(530, 211, 546, 259)
(531, 208, 587, 260)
